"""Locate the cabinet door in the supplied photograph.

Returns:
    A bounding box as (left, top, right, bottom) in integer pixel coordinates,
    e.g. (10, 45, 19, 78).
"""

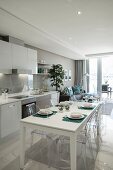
(0, 102, 21, 138)
(27, 48, 37, 74)
(11, 43, 28, 69)
(0, 40, 12, 69)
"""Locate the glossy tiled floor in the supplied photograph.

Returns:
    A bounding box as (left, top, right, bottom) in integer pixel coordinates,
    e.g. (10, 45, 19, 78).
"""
(0, 102, 113, 170)
(94, 114, 113, 170)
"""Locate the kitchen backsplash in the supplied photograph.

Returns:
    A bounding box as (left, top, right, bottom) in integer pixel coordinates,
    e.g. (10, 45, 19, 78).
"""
(0, 74, 33, 94)
(33, 75, 52, 91)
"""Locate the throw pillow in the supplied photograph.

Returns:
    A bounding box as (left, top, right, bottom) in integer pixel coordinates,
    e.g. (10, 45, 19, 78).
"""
(62, 87, 70, 95)
(67, 87, 73, 96)
(72, 85, 81, 95)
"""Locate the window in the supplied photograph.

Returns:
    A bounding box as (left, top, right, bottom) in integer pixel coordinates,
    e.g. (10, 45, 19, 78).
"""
(89, 58, 97, 93)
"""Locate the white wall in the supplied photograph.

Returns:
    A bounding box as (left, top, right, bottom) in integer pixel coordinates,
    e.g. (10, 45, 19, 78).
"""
(25, 45, 75, 90)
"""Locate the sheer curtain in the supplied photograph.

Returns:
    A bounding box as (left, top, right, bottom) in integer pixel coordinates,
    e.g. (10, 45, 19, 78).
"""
(88, 58, 102, 95)
(74, 60, 84, 86)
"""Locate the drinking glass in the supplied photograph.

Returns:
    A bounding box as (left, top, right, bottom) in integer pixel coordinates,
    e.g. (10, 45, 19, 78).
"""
(65, 104, 70, 111)
(85, 96, 88, 102)
(45, 105, 50, 118)
(36, 105, 40, 113)
(58, 105, 64, 112)
(50, 99, 55, 107)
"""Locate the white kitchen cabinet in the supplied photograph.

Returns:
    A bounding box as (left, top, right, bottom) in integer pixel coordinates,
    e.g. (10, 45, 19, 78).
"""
(0, 40, 12, 69)
(0, 40, 37, 74)
(0, 101, 21, 138)
(27, 48, 37, 74)
(11, 43, 28, 69)
(51, 92, 60, 105)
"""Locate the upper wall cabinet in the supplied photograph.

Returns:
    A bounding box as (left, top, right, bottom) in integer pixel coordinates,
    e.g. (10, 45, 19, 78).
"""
(11, 44, 37, 74)
(0, 40, 37, 74)
(11, 43, 28, 69)
(27, 48, 37, 74)
(0, 40, 12, 69)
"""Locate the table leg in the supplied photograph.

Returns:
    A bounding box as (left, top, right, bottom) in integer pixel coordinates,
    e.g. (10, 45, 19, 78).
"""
(20, 124, 26, 170)
(70, 134, 77, 170)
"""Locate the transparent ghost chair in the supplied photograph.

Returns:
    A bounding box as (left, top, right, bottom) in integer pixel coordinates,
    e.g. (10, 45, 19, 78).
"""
(30, 100, 60, 167)
(48, 107, 101, 170)
(82, 104, 103, 170)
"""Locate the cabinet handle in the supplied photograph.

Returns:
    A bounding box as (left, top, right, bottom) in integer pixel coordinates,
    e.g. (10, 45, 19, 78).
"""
(9, 104, 15, 108)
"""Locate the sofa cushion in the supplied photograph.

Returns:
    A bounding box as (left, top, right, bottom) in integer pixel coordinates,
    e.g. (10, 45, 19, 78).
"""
(61, 87, 69, 95)
(70, 94, 83, 101)
(72, 85, 81, 95)
(67, 87, 73, 96)
(62, 87, 73, 97)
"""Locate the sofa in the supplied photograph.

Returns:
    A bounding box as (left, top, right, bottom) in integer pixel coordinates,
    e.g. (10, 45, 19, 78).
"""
(59, 86, 99, 102)
(59, 86, 85, 102)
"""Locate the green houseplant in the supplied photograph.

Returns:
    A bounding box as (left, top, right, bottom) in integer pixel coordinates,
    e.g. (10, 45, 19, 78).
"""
(49, 64, 65, 91)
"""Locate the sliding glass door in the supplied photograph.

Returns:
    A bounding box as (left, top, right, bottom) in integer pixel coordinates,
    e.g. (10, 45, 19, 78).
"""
(88, 56, 113, 96)
(102, 56, 113, 89)
(89, 58, 97, 93)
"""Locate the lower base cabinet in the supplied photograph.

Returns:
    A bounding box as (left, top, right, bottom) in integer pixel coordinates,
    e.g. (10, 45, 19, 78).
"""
(0, 101, 21, 138)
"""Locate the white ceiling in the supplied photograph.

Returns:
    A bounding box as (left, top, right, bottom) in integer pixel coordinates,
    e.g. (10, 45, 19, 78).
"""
(0, 0, 113, 60)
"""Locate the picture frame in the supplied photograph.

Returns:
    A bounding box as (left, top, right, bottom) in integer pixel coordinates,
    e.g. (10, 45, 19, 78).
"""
(68, 69, 72, 81)
(64, 69, 68, 81)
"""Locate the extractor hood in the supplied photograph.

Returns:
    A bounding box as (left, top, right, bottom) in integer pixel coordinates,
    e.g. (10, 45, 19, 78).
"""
(0, 69, 32, 74)
(12, 69, 32, 74)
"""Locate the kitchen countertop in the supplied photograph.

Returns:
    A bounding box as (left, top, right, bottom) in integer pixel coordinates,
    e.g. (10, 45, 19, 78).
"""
(0, 91, 58, 105)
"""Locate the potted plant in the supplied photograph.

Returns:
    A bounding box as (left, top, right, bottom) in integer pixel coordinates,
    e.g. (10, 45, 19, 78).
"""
(49, 64, 65, 91)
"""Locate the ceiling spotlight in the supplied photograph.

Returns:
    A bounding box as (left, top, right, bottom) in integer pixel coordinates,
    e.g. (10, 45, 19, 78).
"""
(77, 11, 82, 15)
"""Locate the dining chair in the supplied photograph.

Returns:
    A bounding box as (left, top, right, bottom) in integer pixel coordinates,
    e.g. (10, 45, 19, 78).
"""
(30, 100, 61, 167)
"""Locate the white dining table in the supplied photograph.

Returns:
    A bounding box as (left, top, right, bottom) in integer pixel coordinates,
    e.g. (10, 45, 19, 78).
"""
(20, 101, 100, 170)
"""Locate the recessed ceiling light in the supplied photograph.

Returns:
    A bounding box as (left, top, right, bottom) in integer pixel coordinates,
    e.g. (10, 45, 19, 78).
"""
(77, 11, 82, 15)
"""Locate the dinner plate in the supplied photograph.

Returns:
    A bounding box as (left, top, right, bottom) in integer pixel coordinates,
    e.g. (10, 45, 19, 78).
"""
(67, 114, 85, 120)
(38, 110, 53, 116)
(81, 105, 94, 109)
